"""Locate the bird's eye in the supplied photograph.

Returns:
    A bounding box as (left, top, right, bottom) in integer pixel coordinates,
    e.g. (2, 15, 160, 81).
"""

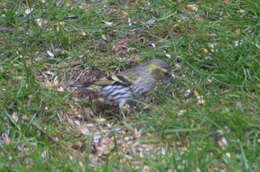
(164, 72, 171, 77)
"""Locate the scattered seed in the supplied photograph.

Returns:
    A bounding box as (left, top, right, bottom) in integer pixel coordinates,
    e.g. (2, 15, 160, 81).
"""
(35, 18, 43, 27)
(146, 17, 156, 25)
(165, 53, 171, 58)
(150, 43, 156, 48)
(184, 89, 191, 98)
(25, 8, 34, 15)
(201, 48, 209, 54)
(11, 112, 19, 122)
(74, 120, 81, 126)
(46, 50, 55, 57)
(215, 130, 229, 149)
(79, 125, 90, 135)
(186, 4, 198, 12)
(103, 21, 114, 26)
(93, 132, 102, 143)
(194, 90, 205, 105)
(128, 18, 132, 26)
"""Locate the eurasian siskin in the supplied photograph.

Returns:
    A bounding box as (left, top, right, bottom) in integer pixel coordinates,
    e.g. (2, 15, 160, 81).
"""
(85, 59, 171, 108)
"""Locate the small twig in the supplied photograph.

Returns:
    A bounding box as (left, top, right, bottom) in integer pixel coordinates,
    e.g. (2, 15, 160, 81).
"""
(31, 123, 84, 158)
(32, 123, 59, 145)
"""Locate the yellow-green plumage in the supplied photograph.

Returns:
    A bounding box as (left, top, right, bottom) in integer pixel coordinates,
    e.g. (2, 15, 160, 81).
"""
(86, 59, 171, 108)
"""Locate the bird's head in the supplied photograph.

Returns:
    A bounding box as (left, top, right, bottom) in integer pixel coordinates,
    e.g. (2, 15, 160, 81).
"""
(148, 59, 172, 83)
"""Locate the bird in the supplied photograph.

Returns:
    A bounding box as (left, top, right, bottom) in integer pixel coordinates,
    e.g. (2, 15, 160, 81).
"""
(83, 59, 171, 108)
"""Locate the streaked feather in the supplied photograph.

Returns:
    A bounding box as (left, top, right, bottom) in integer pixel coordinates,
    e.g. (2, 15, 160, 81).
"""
(84, 59, 171, 108)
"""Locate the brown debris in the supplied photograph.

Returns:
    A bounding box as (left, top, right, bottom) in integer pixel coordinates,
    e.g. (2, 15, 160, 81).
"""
(186, 4, 199, 12)
(194, 90, 205, 105)
(71, 141, 86, 152)
(112, 38, 130, 54)
(58, 108, 171, 168)
(67, 67, 106, 86)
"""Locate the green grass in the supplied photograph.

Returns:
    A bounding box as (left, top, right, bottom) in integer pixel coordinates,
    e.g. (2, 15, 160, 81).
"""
(0, 0, 259, 171)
